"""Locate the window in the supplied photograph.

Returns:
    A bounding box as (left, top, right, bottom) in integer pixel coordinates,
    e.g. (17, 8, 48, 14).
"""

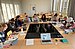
(62, 0, 69, 14)
(60, 0, 63, 12)
(10, 4, 14, 18)
(1, 3, 8, 22)
(14, 4, 20, 16)
(1, 3, 20, 22)
(50, 0, 53, 12)
(53, 0, 69, 15)
(6, 4, 11, 19)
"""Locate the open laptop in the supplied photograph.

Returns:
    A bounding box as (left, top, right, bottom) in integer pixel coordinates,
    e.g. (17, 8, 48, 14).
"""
(40, 33, 52, 44)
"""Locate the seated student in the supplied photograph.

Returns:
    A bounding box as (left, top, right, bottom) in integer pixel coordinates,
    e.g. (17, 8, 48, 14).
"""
(24, 15, 31, 23)
(41, 14, 46, 22)
(52, 13, 58, 22)
(58, 15, 64, 22)
(15, 15, 23, 27)
(8, 18, 16, 32)
(2, 23, 10, 39)
(32, 14, 39, 22)
(67, 16, 74, 23)
(69, 22, 75, 29)
(0, 24, 6, 42)
(15, 15, 23, 31)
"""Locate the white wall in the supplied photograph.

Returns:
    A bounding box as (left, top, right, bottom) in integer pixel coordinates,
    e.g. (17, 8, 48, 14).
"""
(68, 0, 75, 20)
(21, 0, 52, 16)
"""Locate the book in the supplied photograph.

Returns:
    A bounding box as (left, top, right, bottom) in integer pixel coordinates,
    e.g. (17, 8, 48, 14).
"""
(64, 29, 73, 34)
(7, 30, 12, 37)
(26, 39, 34, 45)
(40, 33, 52, 44)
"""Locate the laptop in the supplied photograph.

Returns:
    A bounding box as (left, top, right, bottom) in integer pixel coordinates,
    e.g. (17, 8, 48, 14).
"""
(40, 33, 52, 44)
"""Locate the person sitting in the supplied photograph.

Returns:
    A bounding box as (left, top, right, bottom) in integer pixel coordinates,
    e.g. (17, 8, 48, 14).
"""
(41, 14, 46, 22)
(32, 14, 39, 22)
(67, 16, 74, 23)
(58, 15, 64, 22)
(0, 24, 6, 42)
(2, 23, 11, 39)
(52, 13, 58, 22)
(15, 15, 23, 31)
(8, 18, 16, 32)
(69, 22, 75, 29)
(15, 15, 23, 27)
(24, 15, 31, 23)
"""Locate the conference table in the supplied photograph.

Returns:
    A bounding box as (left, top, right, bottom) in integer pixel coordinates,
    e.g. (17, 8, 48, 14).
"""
(4, 22, 75, 49)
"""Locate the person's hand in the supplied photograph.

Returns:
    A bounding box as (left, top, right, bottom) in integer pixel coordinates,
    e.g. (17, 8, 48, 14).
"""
(69, 27, 73, 29)
(18, 27, 22, 29)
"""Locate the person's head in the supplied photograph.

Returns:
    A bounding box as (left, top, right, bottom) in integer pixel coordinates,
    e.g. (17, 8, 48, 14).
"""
(9, 18, 15, 23)
(34, 14, 36, 16)
(24, 13, 26, 15)
(2, 23, 8, 28)
(16, 15, 20, 20)
(54, 13, 58, 16)
(42, 14, 46, 18)
(33, 14, 37, 18)
(60, 15, 63, 17)
(0, 23, 8, 31)
(0, 24, 3, 32)
(25, 15, 29, 19)
(11, 18, 15, 22)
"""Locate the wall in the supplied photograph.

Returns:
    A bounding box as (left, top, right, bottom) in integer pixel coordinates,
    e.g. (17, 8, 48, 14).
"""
(21, 0, 52, 16)
(68, 0, 75, 20)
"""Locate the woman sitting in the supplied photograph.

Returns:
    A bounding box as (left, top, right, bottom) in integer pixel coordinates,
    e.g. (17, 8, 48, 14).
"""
(0, 24, 6, 42)
(15, 15, 23, 31)
(24, 15, 31, 23)
(41, 14, 46, 22)
(32, 14, 39, 22)
(69, 22, 75, 29)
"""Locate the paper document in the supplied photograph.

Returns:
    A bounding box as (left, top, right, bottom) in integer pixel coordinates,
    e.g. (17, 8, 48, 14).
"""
(26, 39, 34, 45)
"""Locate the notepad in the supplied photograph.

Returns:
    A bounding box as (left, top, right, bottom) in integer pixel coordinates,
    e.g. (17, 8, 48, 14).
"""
(26, 39, 34, 45)
(7, 30, 12, 37)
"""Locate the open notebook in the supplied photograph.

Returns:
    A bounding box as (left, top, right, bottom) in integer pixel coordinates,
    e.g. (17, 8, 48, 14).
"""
(26, 39, 34, 45)
(7, 30, 12, 37)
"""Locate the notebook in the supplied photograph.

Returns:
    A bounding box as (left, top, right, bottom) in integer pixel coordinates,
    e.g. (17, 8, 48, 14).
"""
(26, 39, 34, 45)
(7, 30, 12, 37)
(40, 33, 52, 44)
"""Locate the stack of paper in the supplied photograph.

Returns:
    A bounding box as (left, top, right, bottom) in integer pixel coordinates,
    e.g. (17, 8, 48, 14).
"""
(26, 39, 34, 45)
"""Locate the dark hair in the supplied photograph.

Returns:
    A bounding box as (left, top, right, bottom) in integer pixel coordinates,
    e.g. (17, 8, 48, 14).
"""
(54, 13, 58, 16)
(24, 13, 26, 14)
(26, 15, 28, 17)
(34, 14, 36, 15)
(11, 18, 15, 21)
(41, 14, 46, 19)
(2, 23, 7, 27)
(16, 15, 20, 19)
(16, 15, 20, 20)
